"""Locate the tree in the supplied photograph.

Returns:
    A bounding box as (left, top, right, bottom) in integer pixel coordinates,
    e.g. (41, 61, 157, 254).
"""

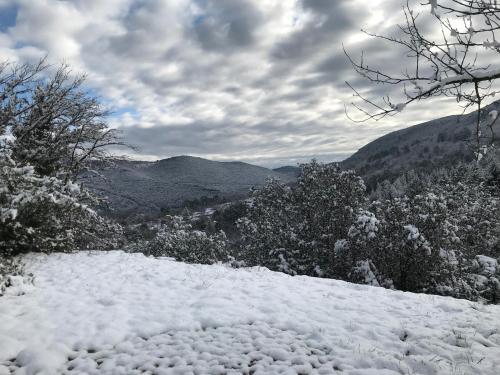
(238, 161, 366, 276)
(0, 60, 125, 256)
(1, 59, 126, 181)
(237, 179, 300, 273)
(345, 0, 500, 155)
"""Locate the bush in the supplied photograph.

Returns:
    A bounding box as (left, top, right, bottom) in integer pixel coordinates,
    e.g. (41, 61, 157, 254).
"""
(465, 255, 500, 303)
(144, 216, 231, 264)
(0, 151, 123, 256)
(343, 162, 500, 302)
(0, 256, 25, 296)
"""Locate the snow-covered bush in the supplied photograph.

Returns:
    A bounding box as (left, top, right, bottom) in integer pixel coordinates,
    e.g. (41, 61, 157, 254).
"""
(0, 256, 25, 295)
(0, 151, 118, 255)
(236, 158, 499, 303)
(466, 255, 500, 304)
(238, 161, 366, 277)
(367, 193, 454, 292)
(349, 162, 500, 301)
(348, 260, 383, 287)
(145, 216, 231, 264)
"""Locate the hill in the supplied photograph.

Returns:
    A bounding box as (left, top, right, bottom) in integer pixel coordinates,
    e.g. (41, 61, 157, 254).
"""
(2, 251, 500, 374)
(84, 156, 295, 216)
(273, 166, 301, 178)
(342, 101, 500, 187)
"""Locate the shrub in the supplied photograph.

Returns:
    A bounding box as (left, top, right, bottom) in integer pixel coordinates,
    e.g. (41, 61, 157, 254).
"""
(0, 151, 122, 256)
(344, 162, 500, 301)
(0, 256, 25, 296)
(465, 255, 500, 303)
(145, 216, 231, 264)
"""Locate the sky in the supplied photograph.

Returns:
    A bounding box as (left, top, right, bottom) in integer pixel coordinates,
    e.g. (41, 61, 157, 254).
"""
(0, 0, 478, 167)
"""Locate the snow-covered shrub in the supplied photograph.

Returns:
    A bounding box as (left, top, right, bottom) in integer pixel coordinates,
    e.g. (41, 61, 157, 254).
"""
(123, 238, 151, 254)
(464, 255, 500, 303)
(347, 195, 450, 292)
(0, 151, 119, 255)
(0, 256, 25, 295)
(238, 161, 366, 276)
(145, 216, 231, 264)
(348, 260, 382, 287)
(335, 210, 379, 279)
(357, 163, 500, 300)
(295, 162, 366, 257)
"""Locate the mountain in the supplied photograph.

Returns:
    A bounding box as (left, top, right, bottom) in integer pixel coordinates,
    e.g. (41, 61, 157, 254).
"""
(272, 166, 301, 178)
(84, 156, 295, 216)
(342, 101, 500, 187)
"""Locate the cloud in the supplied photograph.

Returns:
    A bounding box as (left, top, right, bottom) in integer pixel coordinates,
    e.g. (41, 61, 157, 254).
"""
(190, 0, 262, 52)
(0, 0, 470, 166)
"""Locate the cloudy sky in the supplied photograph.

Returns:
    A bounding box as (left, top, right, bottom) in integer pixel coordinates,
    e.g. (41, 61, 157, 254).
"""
(0, 0, 466, 167)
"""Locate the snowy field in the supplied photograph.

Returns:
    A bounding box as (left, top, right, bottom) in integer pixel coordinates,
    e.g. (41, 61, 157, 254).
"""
(1, 251, 500, 375)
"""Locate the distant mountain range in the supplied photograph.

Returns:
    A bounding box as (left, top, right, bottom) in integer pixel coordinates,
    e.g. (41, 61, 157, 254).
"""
(85, 156, 296, 216)
(342, 100, 500, 187)
(86, 101, 500, 216)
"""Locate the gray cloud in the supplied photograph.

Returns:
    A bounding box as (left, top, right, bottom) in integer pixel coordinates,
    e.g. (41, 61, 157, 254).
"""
(0, 0, 470, 167)
(271, 0, 360, 62)
(190, 0, 262, 52)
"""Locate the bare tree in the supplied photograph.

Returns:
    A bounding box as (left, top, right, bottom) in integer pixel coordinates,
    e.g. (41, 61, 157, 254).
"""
(345, 0, 500, 154)
(0, 59, 129, 181)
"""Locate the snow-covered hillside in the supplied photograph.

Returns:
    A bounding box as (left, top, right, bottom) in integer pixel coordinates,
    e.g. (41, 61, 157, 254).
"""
(1, 251, 500, 375)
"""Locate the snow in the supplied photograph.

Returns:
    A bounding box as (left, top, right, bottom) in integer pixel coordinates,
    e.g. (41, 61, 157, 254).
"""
(403, 224, 420, 240)
(392, 103, 406, 112)
(476, 255, 498, 276)
(419, 68, 500, 99)
(1, 251, 500, 374)
(484, 40, 500, 49)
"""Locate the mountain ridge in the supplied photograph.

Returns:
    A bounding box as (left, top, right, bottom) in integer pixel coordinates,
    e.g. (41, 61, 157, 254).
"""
(85, 155, 296, 216)
(342, 100, 500, 187)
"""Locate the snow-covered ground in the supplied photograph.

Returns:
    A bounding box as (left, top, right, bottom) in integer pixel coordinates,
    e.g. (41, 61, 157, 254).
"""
(1, 251, 500, 375)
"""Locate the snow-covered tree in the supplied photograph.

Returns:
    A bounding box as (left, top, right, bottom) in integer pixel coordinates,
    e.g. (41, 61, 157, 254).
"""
(466, 255, 500, 303)
(237, 159, 499, 302)
(237, 179, 302, 273)
(0, 60, 125, 257)
(1, 59, 126, 181)
(238, 161, 366, 277)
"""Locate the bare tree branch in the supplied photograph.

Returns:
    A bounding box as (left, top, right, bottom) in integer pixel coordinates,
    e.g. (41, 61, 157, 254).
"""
(345, 0, 500, 155)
